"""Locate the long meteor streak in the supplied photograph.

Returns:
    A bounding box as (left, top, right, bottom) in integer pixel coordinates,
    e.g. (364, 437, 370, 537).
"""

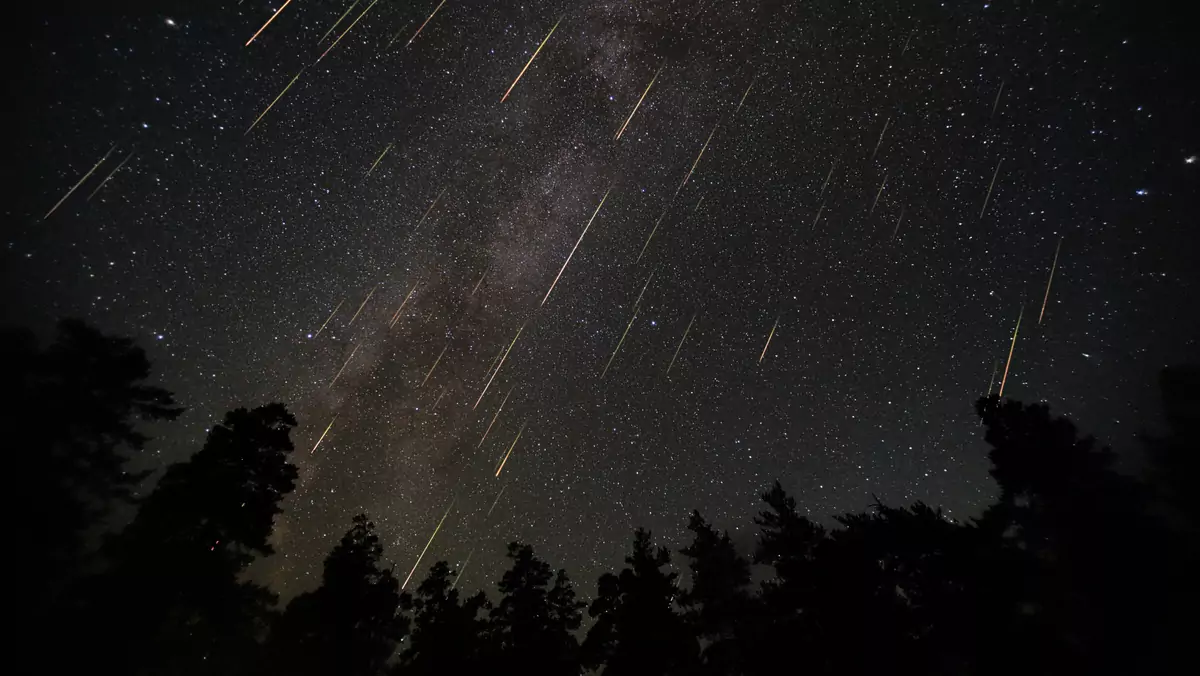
(246, 0, 293, 46)
(246, 66, 306, 134)
(666, 313, 696, 376)
(615, 64, 664, 140)
(407, 0, 447, 47)
(474, 323, 525, 409)
(1038, 237, 1063, 324)
(871, 116, 891, 161)
(759, 316, 779, 363)
(542, 188, 610, 306)
(365, 142, 394, 177)
(501, 16, 562, 102)
(319, 0, 359, 44)
(998, 306, 1023, 398)
(319, 0, 381, 63)
(478, 387, 514, 448)
(310, 414, 338, 454)
(314, 299, 345, 337)
(637, 207, 668, 263)
(45, 144, 116, 219)
(329, 344, 360, 389)
(979, 158, 1003, 220)
(414, 187, 447, 234)
(869, 170, 889, 216)
(678, 119, 721, 194)
(390, 284, 418, 327)
(494, 423, 526, 478)
(87, 150, 135, 201)
(601, 308, 638, 379)
(421, 344, 447, 387)
(348, 285, 377, 326)
(402, 498, 456, 590)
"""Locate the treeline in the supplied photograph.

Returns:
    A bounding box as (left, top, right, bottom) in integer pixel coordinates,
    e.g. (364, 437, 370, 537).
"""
(9, 320, 1198, 676)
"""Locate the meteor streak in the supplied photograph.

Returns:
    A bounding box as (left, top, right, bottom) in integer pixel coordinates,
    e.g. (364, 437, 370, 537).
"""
(991, 80, 1005, 118)
(869, 170, 888, 216)
(501, 16, 562, 103)
(986, 359, 1000, 397)
(348, 285, 377, 326)
(615, 64, 664, 140)
(314, 299, 345, 337)
(319, 0, 359, 44)
(892, 207, 906, 240)
(633, 267, 656, 311)
(542, 188, 610, 306)
(414, 187, 447, 234)
(693, 195, 704, 212)
(86, 150, 135, 201)
(666, 313, 696, 376)
(402, 498, 456, 590)
(819, 159, 838, 197)
(407, 0, 447, 47)
(318, 0, 381, 63)
(470, 265, 489, 296)
(310, 414, 337, 454)
(486, 485, 507, 517)
(246, 66, 306, 134)
(329, 344, 360, 389)
(735, 73, 759, 116)
(871, 116, 891, 161)
(421, 344, 447, 387)
(1038, 237, 1063, 324)
(901, 31, 914, 56)
(452, 548, 473, 589)
(474, 323, 525, 409)
(812, 201, 825, 228)
(44, 144, 116, 219)
(494, 423, 526, 478)
(478, 386, 513, 448)
(759, 316, 779, 363)
(601, 306, 638, 380)
(998, 306, 1023, 398)
(636, 207, 668, 263)
(390, 283, 418, 327)
(979, 158, 1003, 219)
(246, 0, 293, 46)
(678, 119, 721, 194)
(432, 386, 448, 410)
(365, 142, 394, 177)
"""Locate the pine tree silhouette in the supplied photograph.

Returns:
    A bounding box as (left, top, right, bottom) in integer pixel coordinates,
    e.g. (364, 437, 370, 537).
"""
(678, 510, 751, 675)
(486, 542, 584, 676)
(396, 561, 490, 675)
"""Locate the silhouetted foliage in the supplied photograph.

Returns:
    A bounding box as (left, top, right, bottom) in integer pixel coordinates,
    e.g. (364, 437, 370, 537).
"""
(486, 542, 584, 676)
(396, 561, 490, 675)
(678, 511, 750, 675)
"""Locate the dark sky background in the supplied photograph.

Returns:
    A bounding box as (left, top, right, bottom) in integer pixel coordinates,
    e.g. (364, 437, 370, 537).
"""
(6, 0, 1197, 600)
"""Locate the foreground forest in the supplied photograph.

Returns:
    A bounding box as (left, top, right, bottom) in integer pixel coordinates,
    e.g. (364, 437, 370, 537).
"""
(9, 320, 1198, 676)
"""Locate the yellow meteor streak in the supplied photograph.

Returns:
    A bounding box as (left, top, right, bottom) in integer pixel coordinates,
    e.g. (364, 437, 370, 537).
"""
(474, 323, 525, 409)
(542, 188, 610, 306)
(390, 283, 418, 327)
(314, 299, 345, 337)
(86, 149, 135, 201)
(318, 0, 381, 63)
(869, 170, 888, 216)
(615, 64, 664, 140)
(246, 66, 306, 135)
(494, 422, 526, 478)
(666, 313, 696, 377)
(979, 157, 1003, 220)
(365, 142, 394, 177)
(421, 344, 447, 387)
(501, 16, 562, 103)
(735, 72, 758, 116)
(407, 0, 447, 47)
(452, 548, 474, 589)
(1038, 237, 1063, 324)
(481, 342, 506, 382)
(414, 187, 448, 234)
(44, 144, 116, 219)
(402, 498, 456, 590)
(478, 386, 514, 448)
(871, 116, 891, 161)
(246, 0, 293, 47)
(319, 0, 359, 44)
(892, 207, 906, 240)
(348, 284, 377, 326)
(329, 344, 360, 389)
(998, 306, 1023, 398)
(310, 414, 338, 454)
(601, 306, 638, 380)
(759, 316, 779, 363)
(636, 207, 668, 263)
(678, 119, 721, 194)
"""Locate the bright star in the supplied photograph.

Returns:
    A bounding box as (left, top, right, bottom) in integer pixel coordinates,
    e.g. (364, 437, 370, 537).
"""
(1186, 155, 1197, 165)
(1135, 189, 1148, 196)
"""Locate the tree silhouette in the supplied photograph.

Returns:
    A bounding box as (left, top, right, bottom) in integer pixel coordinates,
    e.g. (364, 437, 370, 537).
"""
(264, 514, 409, 676)
(396, 561, 490, 675)
(582, 529, 699, 676)
(486, 542, 584, 676)
(678, 511, 750, 675)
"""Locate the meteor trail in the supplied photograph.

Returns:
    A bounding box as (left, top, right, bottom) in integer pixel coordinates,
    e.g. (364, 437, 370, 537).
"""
(819, 159, 838, 197)
(501, 16, 562, 103)
(633, 267, 656, 311)
(693, 195, 704, 212)
(542, 188, 610, 306)
(246, 0, 293, 46)
(421, 344, 447, 387)
(666, 313, 696, 377)
(348, 285, 377, 326)
(86, 150, 135, 201)
(470, 265, 489, 296)
(406, 0, 447, 47)
(452, 548, 474, 589)
(474, 323, 525, 409)
(615, 64, 664, 140)
(998, 306, 1023, 398)
(901, 31, 914, 55)
(735, 72, 759, 116)
(318, 0, 381, 63)
(892, 207, 906, 240)
(319, 0, 359, 44)
(602, 305, 639, 380)
(986, 359, 1000, 397)
(678, 118, 721, 194)
(310, 414, 338, 454)
(812, 201, 825, 228)
(871, 116, 891, 161)
(365, 142, 394, 177)
(991, 80, 1005, 118)
(1038, 237, 1063, 324)
(478, 386, 514, 448)
(390, 284, 418, 327)
(759, 316, 779, 363)
(869, 170, 888, 216)
(402, 498, 456, 590)
(246, 66, 306, 134)
(636, 207, 668, 263)
(314, 299, 345, 337)
(329, 344, 360, 389)
(979, 158, 1003, 220)
(413, 187, 447, 234)
(486, 485, 507, 517)
(432, 387, 448, 411)
(494, 423, 526, 478)
(44, 144, 116, 219)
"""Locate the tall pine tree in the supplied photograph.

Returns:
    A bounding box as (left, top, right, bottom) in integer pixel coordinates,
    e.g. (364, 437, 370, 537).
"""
(487, 542, 584, 676)
(396, 561, 490, 675)
(678, 511, 750, 676)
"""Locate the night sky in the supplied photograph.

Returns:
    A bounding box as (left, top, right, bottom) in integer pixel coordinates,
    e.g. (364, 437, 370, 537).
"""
(7, 0, 1197, 599)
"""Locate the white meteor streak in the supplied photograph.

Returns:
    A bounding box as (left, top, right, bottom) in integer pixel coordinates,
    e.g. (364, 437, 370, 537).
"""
(402, 498, 456, 590)
(615, 64, 664, 140)
(478, 386, 514, 448)
(542, 188, 610, 306)
(979, 158, 1003, 220)
(45, 144, 117, 219)
(665, 313, 696, 376)
(474, 323, 525, 409)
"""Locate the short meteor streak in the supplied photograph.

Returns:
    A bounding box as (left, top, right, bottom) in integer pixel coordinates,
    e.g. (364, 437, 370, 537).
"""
(735, 73, 759, 116)
(470, 265, 489, 296)
(86, 150, 135, 201)
(693, 195, 704, 212)
(348, 285, 377, 326)
(979, 158, 1003, 220)
(452, 548, 474, 589)
(432, 386, 448, 410)
(986, 359, 1000, 397)
(421, 344, 448, 387)
(475, 323, 525, 409)
(901, 31, 915, 56)
(678, 119, 721, 194)
(390, 284, 418, 327)
(246, 0, 293, 47)
(494, 423, 526, 478)
(486, 485, 507, 517)
(819, 159, 838, 197)
(615, 64, 664, 140)
(365, 142, 394, 177)
(542, 188, 610, 306)
(869, 170, 888, 216)
(45, 144, 116, 219)
(314, 299, 345, 337)
(812, 201, 825, 228)
(310, 414, 338, 454)
(413, 187, 447, 234)
(318, 0, 381, 63)
(636, 207, 668, 263)
(329, 344, 360, 389)
(501, 16, 562, 103)
(871, 116, 891, 161)
(246, 66, 306, 134)
(402, 498, 456, 590)
(759, 316, 779, 363)
(602, 306, 639, 380)
(991, 80, 1005, 118)
(1038, 237, 1063, 324)
(319, 0, 359, 44)
(892, 207, 906, 240)
(407, 0, 447, 47)
(478, 386, 514, 448)
(665, 313, 696, 376)
(998, 306, 1023, 398)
